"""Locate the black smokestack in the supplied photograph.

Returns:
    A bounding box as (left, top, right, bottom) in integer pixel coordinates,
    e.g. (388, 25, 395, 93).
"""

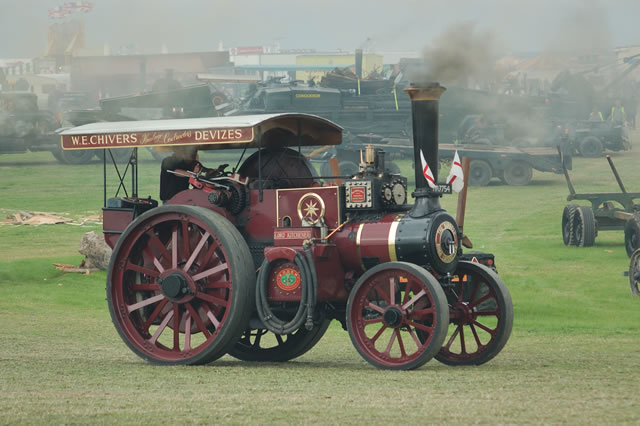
(405, 82, 446, 191)
(355, 49, 363, 79)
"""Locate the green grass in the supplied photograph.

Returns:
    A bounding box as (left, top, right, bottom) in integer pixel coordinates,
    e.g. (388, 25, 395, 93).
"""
(1, 145, 639, 423)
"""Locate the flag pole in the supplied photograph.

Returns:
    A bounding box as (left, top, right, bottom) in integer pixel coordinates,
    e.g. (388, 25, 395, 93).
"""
(456, 156, 473, 248)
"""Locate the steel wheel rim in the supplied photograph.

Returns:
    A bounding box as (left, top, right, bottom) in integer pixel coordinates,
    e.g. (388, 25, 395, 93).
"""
(438, 264, 506, 363)
(349, 269, 442, 368)
(109, 211, 234, 362)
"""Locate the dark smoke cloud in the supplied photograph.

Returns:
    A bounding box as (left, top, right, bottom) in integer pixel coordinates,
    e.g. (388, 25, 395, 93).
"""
(420, 22, 500, 87)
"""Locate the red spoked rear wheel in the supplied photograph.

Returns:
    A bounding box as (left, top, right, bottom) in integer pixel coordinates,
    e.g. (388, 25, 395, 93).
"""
(107, 205, 254, 365)
(436, 261, 513, 366)
(347, 262, 449, 370)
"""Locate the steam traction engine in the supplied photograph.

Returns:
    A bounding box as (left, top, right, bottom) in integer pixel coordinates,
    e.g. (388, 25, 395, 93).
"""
(61, 83, 513, 370)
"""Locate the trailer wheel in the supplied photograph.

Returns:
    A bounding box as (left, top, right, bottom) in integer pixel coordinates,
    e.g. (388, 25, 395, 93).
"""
(57, 148, 96, 164)
(624, 216, 640, 257)
(574, 205, 597, 247)
(579, 136, 603, 158)
(346, 262, 449, 370)
(228, 319, 331, 362)
(562, 204, 578, 246)
(435, 261, 513, 366)
(338, 160, 359, 177)
(107, 205, 254, 365)
(468, 160, 492, 186)
(503, 161, 532, 186)
(628, 249, 640, 297)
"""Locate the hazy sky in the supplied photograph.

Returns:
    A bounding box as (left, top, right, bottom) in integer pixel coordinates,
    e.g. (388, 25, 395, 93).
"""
(1, 0, 640, 58)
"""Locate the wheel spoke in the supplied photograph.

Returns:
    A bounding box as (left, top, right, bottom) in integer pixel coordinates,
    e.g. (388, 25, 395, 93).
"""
(173, 304, 180, 350)
(383, 329, 397, 356)
(365, 301, 385, 314)
(150, 308, 174, 344)
(132, 283, 160, 291)
(196, 290, 228, 307)
(184, 231, 211, 272)
(469, 280, 480, 304)
(275, 334, 284, 345)
(402, 281, 412, 305)
(184, 312, 192, 351)
(476, 310, 499, 316)
(402, 289, 426, 310)
(373, 284, 392, 306)
(204, 306, 220, 328)
(143, 298, 170, 330)
(204, 281, 231, 289)
(405, 319, 433, 335)
(470, 323, 483, 348)
(470, 292, 493, 308)
(143, 247, 165, 274)
(363, 317, 384, 326)
(127, 293, 165, 313)
(443, 325, 461, 350)
(408, 327, 422, 347)
(185, 303, 210, 338)
(253, 329, 263, 348)
(147, 233, 171, 266)
(472, 319, 496, 335)
(459, 325, 466, 354)
(409, 307, 434, 319)
(126, 261, 160, 278)
(195, 240, 220, 274)
(396, 330, 407, 358)
(389, 278, 396, 305)
(171, 226, 178, 269)
(370, 324, 388, 344)
(192, 263, 228, 282)
(181, 221, 191, 262)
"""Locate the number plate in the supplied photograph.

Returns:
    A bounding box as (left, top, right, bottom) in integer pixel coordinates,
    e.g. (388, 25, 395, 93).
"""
(431, 184, 452, 194)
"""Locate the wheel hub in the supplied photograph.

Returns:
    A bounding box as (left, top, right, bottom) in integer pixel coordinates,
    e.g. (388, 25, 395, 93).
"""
(454, 302, 476, 325)
(383, 307, 404, 328)
(160, 273, 190, 300)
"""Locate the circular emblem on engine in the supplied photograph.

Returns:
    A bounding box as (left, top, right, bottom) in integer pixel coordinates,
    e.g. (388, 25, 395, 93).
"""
(297, 193, 326, 225)
(276, 267, 301, 291)
(434, 221, 458, 264)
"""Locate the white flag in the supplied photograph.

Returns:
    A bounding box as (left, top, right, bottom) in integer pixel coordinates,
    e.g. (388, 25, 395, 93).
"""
(420, 150, 436, 189)
(447, 151, 464, 193)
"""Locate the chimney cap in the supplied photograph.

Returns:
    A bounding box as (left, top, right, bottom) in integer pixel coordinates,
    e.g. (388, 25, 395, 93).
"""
(404, 82, 446, 101)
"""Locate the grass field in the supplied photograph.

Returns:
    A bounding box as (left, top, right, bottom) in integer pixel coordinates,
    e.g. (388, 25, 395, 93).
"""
(0, 146, 639, 424)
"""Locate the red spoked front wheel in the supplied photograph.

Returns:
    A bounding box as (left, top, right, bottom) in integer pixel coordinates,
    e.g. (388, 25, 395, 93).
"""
(347, 262, 449, 370)
(436, 261, 513, 366)
(107, 206, 254, 365)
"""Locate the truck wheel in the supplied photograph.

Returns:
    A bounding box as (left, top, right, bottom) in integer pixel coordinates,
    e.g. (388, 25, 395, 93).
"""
(468, 160, 492, 186)
(58, 149, 96, 164)
(624, 216, 640, 257)
(579, 136, 603, 158)
(503, 161, 532, 186)
(228, 319, 331, 362)
(347, 262, 449, 370)
(562, 204, 578, 246)
(574, 206, 597, 247)
(435, 261, 513, 366)
(107, 205, 254, 365)
(628, 249, 640, 297)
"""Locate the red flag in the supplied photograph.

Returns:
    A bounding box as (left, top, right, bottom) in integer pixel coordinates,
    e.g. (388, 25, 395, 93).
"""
(419, 150, 436, 189)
